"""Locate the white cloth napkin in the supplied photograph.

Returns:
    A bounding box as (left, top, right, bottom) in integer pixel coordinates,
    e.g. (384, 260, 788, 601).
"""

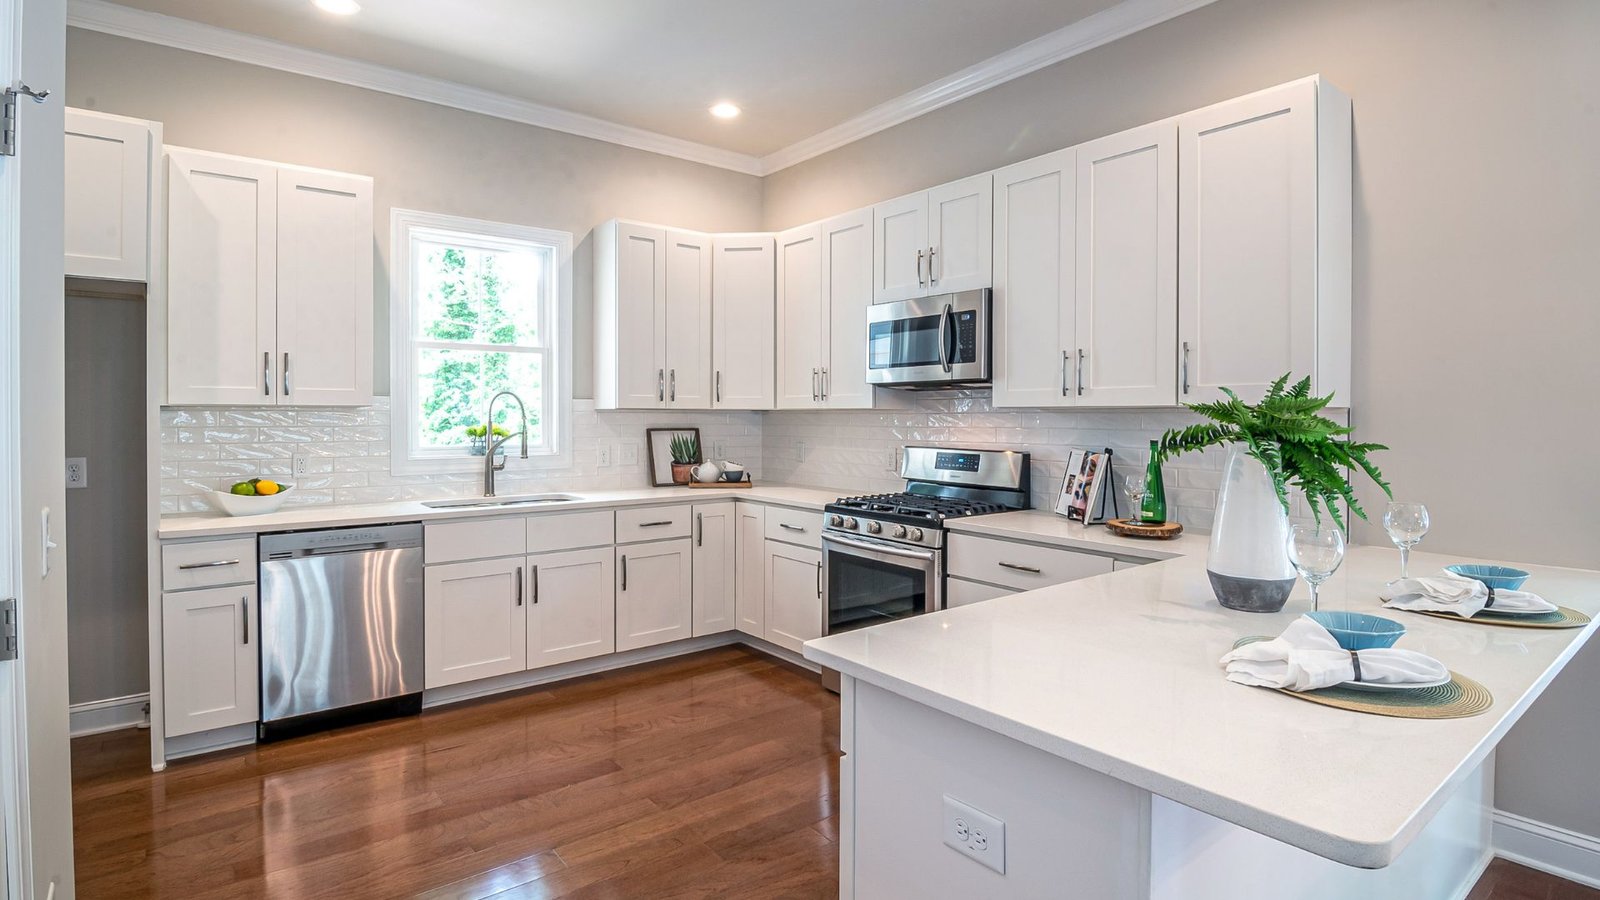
(1220, 615, 1449, 692)
(1379, 570, 1556, 618)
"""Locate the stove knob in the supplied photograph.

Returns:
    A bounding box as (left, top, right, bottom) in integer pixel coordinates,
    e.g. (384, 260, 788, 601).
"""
(892, 524, 907, 538)
(867, 521, 882, 534)
(843, 517, 858, 530)
(909, 528, 924, 542)
(828, 514, 843, 527)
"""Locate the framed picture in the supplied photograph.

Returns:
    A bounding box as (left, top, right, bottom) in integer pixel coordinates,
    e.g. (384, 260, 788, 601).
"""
(646, 427, 702, 487)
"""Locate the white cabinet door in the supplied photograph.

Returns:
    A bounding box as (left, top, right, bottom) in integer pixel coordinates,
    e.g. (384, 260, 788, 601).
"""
(735, 503, 766, 637)
(527, 546, 615, 669)
(1074, 121, 1177, 407)
(424, 557, 527, 688)
(664, 229, 713, 408)
(873, 191, 928, 302)
(1178, 79, 1318, 406)
(166, 148, 278, 406)
(616, 538, 694, 651)
(927, 173, 992, 294)
(775, 223, 823, 409)
(711, 234, 775, 409)
(596, 220, 667, 409)
(764, 541, 822, 655)
(691, 502, 737, 636)
(992, 148, 1076, 408)
(64, 109, 151, 281)
(820, 207, 875, 409)
(161, 586, 257, 737)
(276, 167, 374, 406)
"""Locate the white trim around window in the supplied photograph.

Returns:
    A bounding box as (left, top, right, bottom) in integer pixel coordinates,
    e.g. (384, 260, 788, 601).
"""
(389, 208, 573, 476)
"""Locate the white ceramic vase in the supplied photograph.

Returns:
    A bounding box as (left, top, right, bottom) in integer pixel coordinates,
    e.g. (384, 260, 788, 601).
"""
(1207, 445, 1296, 612)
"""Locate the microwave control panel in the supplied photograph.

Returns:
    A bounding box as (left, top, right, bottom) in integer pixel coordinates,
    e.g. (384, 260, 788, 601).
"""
(953, 310, 978, 363)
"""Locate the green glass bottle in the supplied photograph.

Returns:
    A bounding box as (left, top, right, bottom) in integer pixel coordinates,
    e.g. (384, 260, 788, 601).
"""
(1140, 440, 1167, 524)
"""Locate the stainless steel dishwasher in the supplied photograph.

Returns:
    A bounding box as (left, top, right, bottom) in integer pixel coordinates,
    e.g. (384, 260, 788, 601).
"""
(258, 523, 424, 740)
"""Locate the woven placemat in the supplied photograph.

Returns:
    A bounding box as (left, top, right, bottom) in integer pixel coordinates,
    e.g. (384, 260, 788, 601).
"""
(1395, 606, 1590, 630)
(1230, 636, 1493, 719)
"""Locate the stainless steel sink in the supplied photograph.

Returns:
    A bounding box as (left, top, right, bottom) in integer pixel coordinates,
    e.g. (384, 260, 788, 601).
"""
(421, 493, 583, 509)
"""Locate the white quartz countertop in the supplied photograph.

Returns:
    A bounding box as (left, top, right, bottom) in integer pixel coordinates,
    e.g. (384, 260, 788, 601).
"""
(158, 483, 844, 539)
(946, 509, 1209, 560)
(804, 543, 1600, 868)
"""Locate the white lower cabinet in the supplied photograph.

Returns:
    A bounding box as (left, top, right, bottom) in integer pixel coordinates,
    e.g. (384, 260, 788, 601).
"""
(764, 541, 823, 655)
(616, 538, 694, 652)
(161, 585, 258, 737)
(735, 503, 767, 637)
(424, 556, 528, 689)
(527, 547, 615, 668)
(692, 502, 737, 636)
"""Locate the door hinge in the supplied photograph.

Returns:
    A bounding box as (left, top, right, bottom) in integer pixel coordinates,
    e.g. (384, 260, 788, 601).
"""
(0, 598, 17, 661)
(2, 84, 52, 158)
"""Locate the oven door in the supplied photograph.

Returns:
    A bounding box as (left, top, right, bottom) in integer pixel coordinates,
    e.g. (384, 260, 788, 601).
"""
(822, 531, 942, 635)
(865, 290, 990, 386)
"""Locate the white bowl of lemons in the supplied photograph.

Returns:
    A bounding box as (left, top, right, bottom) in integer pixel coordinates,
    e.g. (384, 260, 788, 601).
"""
(211, 478, 295, 517)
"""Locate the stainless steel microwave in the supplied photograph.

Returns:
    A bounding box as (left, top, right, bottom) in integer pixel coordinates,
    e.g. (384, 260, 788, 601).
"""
(865, 289, 991, 388)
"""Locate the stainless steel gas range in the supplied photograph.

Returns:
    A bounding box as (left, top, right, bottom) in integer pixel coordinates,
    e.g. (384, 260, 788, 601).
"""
(821, 446, 1030, 654)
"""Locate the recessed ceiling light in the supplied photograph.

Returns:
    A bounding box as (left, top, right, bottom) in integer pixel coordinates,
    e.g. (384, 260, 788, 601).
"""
(314, 0, 361, 15)
(709, 102, 741, 120)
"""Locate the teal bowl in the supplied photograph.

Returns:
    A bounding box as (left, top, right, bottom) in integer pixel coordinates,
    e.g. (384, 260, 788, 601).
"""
(1307, 611, 1406, 650)
(1446, 564, 1529, 591)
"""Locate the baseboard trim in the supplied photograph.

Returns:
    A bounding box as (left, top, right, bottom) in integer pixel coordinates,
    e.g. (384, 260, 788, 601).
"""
(1449, 849, 1496, 900)
(1494, 809, 1600, 889)
(69, 692, 150, 737)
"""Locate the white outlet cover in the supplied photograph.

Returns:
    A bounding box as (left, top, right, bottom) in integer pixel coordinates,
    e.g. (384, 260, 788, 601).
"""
(619, 444, 639, 466)
(597, 446, 612, 467)
(942, 795, 1005, 874)
(65, 457, 88, 489)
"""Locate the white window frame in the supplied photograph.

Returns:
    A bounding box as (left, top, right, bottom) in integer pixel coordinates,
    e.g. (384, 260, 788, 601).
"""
(390, 208, 573, 475)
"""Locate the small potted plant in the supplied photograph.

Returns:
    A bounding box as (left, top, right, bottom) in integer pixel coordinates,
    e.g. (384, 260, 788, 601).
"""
(465, 424, 510, 456)
(668, 432, 700, 485)
(1155, 374, 1390, 612)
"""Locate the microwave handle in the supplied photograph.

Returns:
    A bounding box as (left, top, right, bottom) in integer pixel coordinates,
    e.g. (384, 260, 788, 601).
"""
(937, 303, 954, 373)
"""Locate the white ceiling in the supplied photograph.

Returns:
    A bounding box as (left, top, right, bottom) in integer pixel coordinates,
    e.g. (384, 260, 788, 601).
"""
(94, 0, 1126, 158)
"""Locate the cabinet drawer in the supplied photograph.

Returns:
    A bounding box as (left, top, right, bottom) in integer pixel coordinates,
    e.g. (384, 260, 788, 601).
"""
(947, 577, 1016, 608)
(947, 534, 1114, 591)
(162, 537, 257, 591)
(763, 506, 822, 548)
(425, 517, 526, 565)
(527, 510, 614, 553)
(616, 505, 692, 543)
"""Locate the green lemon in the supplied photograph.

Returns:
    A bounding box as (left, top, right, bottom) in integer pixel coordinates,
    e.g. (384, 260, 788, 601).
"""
(230, 482, 256, 496)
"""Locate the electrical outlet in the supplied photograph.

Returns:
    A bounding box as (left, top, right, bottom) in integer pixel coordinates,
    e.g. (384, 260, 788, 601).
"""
(891, 448, 902, 474)
(596, 445, 612, 467)
(619, 444, 639, 466)
(65, 457, 88, 489)
(795, 439, 807, 458)
(293, 455, 310, 478)
(943, 795, 1005, 874)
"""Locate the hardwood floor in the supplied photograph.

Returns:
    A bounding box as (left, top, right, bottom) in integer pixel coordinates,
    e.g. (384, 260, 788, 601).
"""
(72, 646, 840, 899)
(72, 645, 1600, 899)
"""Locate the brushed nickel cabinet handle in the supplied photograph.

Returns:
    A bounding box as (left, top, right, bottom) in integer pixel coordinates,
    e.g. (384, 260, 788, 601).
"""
(812, 368, 819, 402)
(657, 369, 664, 402)
(998, 561, 1041, 574)
(639, 520, 673, 528)
(1062, 350, 1070, 397)
(620, 555, 627, 591)
(928, 246, 937, 284)
(696, 512, 704, 548)
(1181, 341, 1191, 394)
(240, 596, 249, 644)
(1077, 349, 1085, 396)
(283, 352, 291, 396)
(821, 367, 829, 402)
(916, 248, 925, 286)
(530, 566, 539, 605)
(178, 559, 240, 570)
(816, 561, 822, 598)
(669, 368, 676, 402)
(515, 565, 524, 606)
(715, 370, 722, 403)
(779, 523, 806, 533)
(263, 351, 271, 396)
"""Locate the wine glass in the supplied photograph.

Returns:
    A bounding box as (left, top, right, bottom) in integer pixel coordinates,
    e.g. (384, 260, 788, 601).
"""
(1123, 472, 1147, 522)
(1382, 502, 1430, 580)
(1287, 524, 1346, 612)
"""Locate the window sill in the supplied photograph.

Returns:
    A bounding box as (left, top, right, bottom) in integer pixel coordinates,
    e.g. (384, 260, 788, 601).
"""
(390, 450, 573, 478)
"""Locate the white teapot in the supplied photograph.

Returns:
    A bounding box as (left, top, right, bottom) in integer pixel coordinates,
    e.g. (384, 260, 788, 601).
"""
(691, 460, 722, 483)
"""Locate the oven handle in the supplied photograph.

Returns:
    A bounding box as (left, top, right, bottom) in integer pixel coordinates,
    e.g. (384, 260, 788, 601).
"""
(823, 532, 938, 564)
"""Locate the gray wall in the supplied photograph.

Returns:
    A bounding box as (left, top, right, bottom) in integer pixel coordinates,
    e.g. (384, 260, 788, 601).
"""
(763, 0, 1600, 837)
(65, 292, 149, 705)
(65, 28, 765, 400)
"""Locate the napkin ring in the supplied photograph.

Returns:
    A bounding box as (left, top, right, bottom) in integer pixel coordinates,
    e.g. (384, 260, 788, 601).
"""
(1348, 649, 1363, 684)
(1485, 586, 1497, 609)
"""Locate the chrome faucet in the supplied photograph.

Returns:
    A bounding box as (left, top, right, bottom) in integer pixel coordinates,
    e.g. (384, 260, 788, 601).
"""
(482, 390, 529, 497)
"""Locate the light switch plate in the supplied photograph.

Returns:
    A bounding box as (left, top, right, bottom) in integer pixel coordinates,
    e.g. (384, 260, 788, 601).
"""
(65, 457, 87, 489)
(943, 795, 1005, 874)
(619, 444, 639, 466)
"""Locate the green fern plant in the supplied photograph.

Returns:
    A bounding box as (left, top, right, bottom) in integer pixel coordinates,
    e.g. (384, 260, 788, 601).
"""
(668, 432, 700, 465)
(1154, 374, 1390, 529)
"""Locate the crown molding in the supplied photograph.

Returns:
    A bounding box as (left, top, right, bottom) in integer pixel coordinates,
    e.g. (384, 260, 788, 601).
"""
(757, 0, 1220, 174)
(65, 0, 767, 176)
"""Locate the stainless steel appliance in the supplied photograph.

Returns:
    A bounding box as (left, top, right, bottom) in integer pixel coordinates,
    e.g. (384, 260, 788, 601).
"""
(822, 446, 1029, 653)
(258, 523, 425, 739)
(866, 289, 991, 388)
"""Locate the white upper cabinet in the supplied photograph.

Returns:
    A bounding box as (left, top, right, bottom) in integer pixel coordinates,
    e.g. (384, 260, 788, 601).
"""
(664, 229, 714, 408)
(1177, 76, 1351, 406)
(775, 223, 824, 409)
(818, 208, 876, 409)
(167, 148, 279, 407)
(992, 148, 1076, 408)
(873, 174, 992, 303)
(65, 109, 154, 282)
(1074, 121, 1177, 407)
(711, 233, 775, 410)
(595, 220, 667, 409)
(167, 147, 374, 407)
(276, 167, 374, 406)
